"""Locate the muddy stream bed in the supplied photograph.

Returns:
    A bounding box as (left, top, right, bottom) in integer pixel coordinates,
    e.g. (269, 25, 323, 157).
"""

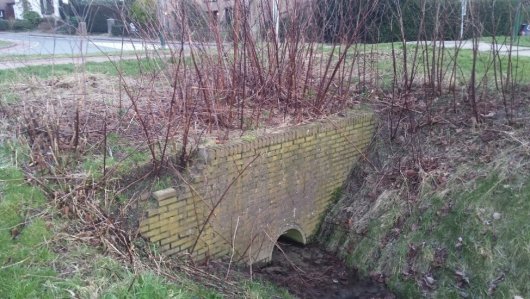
(253, 239, 396, 299)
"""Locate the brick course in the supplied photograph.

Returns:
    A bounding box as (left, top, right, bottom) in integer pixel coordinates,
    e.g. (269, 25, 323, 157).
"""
(139, 110, 375, 264)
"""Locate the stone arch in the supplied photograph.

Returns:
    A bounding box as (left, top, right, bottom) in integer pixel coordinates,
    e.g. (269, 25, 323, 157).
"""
(263, 224, 307, 263)
(277, 223, 307, 245)
(280, 227, 307, 245)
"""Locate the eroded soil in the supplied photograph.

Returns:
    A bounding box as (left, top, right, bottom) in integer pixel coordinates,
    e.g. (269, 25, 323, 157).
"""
(255, 239, 396, 299)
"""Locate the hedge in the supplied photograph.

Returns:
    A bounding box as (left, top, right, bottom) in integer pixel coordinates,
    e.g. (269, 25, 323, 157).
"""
(314, 0, 526, 43)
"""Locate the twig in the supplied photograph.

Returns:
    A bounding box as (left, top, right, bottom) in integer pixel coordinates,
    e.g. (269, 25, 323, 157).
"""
(190, 153, 261, 254)
(225, 216, 240, 279)
(263, 231, 306, 274)
(0, 258, 30, 270)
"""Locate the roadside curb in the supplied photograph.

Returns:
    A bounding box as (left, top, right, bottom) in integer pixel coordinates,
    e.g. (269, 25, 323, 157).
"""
(28, 33, 157, 43)
(25, 32, 215, 47)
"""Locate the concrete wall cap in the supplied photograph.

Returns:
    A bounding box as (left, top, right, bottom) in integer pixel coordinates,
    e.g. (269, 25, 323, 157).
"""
(153, 188, 177, 201)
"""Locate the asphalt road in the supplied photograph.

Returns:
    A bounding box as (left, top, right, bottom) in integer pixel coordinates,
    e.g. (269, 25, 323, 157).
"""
(0, 32, 163, 56)
(3, 33, 530, 57)
(3, 33, 530, 71)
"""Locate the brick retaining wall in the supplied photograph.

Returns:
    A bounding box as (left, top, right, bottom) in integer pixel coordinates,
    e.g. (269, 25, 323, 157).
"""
(139, 110, 375, 264)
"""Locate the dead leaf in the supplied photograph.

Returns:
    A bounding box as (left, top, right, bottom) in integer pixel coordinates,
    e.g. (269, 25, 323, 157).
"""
(62, 205, 70, 218)
(10, 227, 20, 239)
(455, 270, 470, 288)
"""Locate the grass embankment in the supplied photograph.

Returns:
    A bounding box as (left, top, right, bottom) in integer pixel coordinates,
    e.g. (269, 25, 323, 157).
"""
(0, 51, 142, 62)
(0, 51, 177, 297)
(0, 142, 219, 298)
(397, 44, 530, 87)
(317, 41, 530, 91)
(0, 95, 291, 298)
(480, 35, 530, 48)
(2, 40, 530, 89)
(323, 111, 530, 297)
(316, 40, 530, 296)
(0, 40, 14, 49)
(0, 57, 165, 81)
(344, 171, 529, 297)
(0, 146, 291, 298)
(2, 39, 529, 298)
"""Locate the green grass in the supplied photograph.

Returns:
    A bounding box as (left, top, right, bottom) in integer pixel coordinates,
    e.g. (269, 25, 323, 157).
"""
(480, 35, 530, 48)
(0, 57, 166, 82)
(316, 42, 397, 54)
(0, 40, 14, 49)
(0, 92, 19, 104)
(79, 131, 155, 186)
(452, 48, 530, 84)
(383, 44, 530, 89)
(0, 142, 63, 298)
(3, 39, 528, 97)
(315, 40, 530, 91)
(0, 51, 142, 62)
(340, 169, 530, 298)
(0, 134, 291, 298)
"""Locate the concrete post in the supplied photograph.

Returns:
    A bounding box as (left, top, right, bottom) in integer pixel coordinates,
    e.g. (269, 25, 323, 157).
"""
(513, 0, 523, 40)
(78, 21, 87, 36)
(460, 0, 467, 39)
(107, 18, 115, 36)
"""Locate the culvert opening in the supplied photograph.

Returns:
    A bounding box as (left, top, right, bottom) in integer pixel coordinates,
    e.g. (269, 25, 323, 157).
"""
(257, 234, 395, 299)
(278, 229, 306, 246)
(270, 233, 306, 262)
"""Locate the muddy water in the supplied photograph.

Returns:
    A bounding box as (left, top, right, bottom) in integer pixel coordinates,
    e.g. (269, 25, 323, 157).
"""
(255, 239, 396, 299)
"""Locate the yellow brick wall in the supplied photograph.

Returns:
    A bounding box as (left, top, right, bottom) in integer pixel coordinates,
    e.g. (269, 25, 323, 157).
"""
(139, 110, 375, 264)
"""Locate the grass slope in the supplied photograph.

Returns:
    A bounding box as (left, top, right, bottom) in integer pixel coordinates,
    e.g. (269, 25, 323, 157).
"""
(351, 173, 530, 298)
(0, 40, 14, 49)
(324, 133, 530, 298)
(0, 58, 165, 82)
(480, 35, 530, 48)
(0, 139, 291, 298)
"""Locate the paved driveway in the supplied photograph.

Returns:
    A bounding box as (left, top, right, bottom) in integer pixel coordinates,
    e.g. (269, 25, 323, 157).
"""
(0, 32, 163, 55)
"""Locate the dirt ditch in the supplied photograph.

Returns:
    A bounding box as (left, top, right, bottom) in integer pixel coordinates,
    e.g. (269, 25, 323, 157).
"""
(255, 239, 396, 299)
